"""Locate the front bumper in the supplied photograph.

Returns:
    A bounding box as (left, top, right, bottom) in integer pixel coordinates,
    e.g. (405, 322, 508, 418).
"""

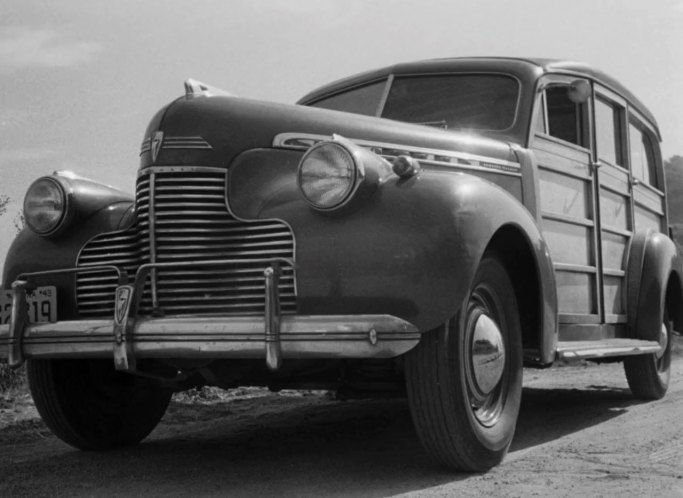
(0, 261, 420, 372)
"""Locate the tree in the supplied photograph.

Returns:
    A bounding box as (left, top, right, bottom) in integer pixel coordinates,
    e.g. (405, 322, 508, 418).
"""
(665, 155, 683, 225)
(0, 195, 8, 217)
(665, 155, 683, 250)
(13, 210, 25, 233)
(0, 195, 24, 233)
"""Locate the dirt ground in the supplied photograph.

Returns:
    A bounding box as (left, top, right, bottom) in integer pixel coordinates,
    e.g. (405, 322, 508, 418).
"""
(1, 343, 682, 497)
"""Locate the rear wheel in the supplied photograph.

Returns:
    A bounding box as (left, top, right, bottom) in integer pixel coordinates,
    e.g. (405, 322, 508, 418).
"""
(624, 308, 672, 400)
(405, 256, 523, 471)
(27, 359, 172, 450)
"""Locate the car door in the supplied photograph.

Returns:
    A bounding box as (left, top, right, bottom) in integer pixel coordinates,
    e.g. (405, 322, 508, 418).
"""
(592, 87, 632, 326)
(530, 76, 601, 331)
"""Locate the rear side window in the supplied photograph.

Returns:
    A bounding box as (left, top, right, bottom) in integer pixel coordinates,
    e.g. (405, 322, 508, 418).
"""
(594, 98, 624, 167)
(629, 121, 657, 187)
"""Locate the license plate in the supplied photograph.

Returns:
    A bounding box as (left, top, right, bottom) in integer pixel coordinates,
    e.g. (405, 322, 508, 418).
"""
(0, 286, 57, 325)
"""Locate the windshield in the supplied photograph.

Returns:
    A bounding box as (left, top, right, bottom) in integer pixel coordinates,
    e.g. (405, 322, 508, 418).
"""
(309, 74, 519, 131)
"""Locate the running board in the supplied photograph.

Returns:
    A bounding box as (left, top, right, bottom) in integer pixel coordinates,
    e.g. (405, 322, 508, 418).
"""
(556, 339, 661, 360)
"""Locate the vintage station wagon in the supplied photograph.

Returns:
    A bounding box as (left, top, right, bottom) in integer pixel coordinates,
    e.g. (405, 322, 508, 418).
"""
(1, 57, 679, 471)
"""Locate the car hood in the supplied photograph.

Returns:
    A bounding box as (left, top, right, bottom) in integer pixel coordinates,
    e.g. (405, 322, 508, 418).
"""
(140, 94, 516, 170)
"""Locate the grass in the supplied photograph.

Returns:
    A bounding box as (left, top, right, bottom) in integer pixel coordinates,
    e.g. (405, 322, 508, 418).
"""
(0, 364, 34, 432)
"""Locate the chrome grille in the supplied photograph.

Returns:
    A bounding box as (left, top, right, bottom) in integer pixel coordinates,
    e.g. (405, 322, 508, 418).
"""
(76, 229, 144, 316)
(76, 167, 296, 318)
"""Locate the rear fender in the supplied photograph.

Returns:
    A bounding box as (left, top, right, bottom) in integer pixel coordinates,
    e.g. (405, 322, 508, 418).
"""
(627, 229, 683, 339)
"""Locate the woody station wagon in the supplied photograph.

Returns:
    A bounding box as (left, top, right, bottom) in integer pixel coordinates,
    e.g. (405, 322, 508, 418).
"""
(1, 57, 679, 471)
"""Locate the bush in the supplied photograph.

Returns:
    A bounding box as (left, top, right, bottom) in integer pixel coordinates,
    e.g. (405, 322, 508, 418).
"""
(0, 362, 26, 392)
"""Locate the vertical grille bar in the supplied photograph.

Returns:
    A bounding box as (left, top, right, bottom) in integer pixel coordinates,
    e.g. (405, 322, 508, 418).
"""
(148, 172, 159, 309)
(76, 166, 297, 318)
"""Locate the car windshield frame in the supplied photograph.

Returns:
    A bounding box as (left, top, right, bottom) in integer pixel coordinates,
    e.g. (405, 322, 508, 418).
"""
(306, 77, 389, 117)
(307, 72, 522, 133)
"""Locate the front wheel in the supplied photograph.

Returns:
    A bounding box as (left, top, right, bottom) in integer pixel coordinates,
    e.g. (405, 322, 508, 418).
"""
(405, 256, 523, 471)
(27, 359, 172, 450)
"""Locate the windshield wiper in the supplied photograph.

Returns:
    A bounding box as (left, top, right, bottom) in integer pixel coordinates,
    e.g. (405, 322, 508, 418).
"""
(414, 120, 448, 130)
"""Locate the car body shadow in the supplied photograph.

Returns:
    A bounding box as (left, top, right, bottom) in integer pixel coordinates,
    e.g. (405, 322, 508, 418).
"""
(0, 373, 648, 497)
(512, 384, 638, 453)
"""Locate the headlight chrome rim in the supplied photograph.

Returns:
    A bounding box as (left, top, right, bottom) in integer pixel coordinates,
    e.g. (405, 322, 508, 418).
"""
(297, 139, 363, 211)
(24, 176, 69, 236)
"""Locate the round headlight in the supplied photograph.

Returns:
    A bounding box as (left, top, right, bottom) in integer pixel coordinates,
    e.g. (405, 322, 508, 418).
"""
(24, 177, 67, 235)
(298, 142, 358, 210)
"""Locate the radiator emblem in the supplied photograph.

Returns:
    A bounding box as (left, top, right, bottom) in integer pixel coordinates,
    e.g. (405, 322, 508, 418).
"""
(150, 131, 164, 163)
(115, 286, 133, 325)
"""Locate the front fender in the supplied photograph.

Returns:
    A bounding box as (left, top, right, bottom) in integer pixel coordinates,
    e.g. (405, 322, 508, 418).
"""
(3, 200, 133, 319)
(627, 229, 683, 340)
(229, 148, 556, 337)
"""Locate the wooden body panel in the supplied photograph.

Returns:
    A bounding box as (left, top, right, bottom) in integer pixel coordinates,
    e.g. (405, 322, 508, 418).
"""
(534, 135, 599, 322)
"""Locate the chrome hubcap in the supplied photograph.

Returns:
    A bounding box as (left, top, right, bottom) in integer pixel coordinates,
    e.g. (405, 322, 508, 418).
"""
(656, 322, 668, 360)
(471, 314, 506, 395)
(464, 293, 508, 427)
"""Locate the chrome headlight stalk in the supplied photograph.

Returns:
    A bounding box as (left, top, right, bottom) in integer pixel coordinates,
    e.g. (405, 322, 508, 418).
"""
(297, 134, 391, 213)
(23, 174, 73, 237)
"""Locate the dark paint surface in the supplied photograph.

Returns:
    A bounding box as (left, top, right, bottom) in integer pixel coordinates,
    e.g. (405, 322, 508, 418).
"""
(140, 94, 516, 171)
(3, 178, 132, 318)
(627, 229, 683, 339)
(228, 149, 556, 347)
(4, 74, 559, 357)
(5, 58, 673, 367)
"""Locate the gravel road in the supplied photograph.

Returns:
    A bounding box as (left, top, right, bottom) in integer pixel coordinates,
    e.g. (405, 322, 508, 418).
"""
(1, 351, 682, 497)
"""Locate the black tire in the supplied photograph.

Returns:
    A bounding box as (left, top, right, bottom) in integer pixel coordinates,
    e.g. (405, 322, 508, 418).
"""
(27, 359, 172, 450)
(624, 308, 672, 400)
(405, 256, 523, 471)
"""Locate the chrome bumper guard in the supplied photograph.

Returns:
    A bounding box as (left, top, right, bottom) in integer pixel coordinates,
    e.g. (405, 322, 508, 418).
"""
(0, 260, 420, 372)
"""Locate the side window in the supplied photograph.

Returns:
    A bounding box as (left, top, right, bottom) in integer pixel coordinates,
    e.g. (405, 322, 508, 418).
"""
(594, 97, 624, 167)
(545, 86, 588, 147)
(629, 121, 657, 187)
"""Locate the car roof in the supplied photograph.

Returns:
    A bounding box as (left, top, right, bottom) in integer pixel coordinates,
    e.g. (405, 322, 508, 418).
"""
(298, 57, 658, 134)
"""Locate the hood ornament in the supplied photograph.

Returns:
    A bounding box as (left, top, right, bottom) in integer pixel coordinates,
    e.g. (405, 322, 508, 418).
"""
(150, 131, 164, 163)
(184, 78, 235, 98)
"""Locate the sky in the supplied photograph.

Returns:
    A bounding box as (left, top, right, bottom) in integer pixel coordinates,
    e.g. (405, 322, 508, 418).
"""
(1, 0, 682, 264)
